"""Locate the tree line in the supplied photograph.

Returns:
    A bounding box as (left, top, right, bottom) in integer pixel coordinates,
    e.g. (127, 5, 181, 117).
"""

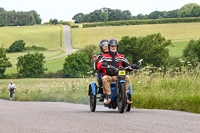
(0, 8, 41, 26)
(72, 3, 200, 23)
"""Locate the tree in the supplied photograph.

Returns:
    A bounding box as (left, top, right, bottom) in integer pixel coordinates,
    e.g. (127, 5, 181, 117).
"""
(49, 19, 58, 24)
(178, 3, 199, 17)
(16, 52, 47, 78)
(79, 45, 98, 67)
(72, 13, 84, 23)
(137, 14, 148, 20)
(148, 11, 167, 19)
(183, 39, 200, 66)
(118, 33, 172, 67)
(191, 6, 200, 17)
(166, 9, 179, 18)
(0, 47, 12, 77)
(63, 52, 90, 78)
(121, 10, 132, 20)
(8, 40, 26, 52)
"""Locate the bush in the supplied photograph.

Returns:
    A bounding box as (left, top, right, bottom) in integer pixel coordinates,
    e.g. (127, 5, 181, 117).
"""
(58, 21, 75, 26)
(42, 70, 66, 78)
(63, 52, 90, 78)
(16, 52, 47, 78)
(82, 17, 200, 28)
(182, 39, 200, 66)
(0, 47, 12, 77)
(8, 40, 26, 52)
(24, 45, 47, 51)
(71, 25, 79, 28)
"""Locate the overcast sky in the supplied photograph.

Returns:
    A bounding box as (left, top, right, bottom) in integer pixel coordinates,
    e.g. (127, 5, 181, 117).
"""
(1, 0, 200, 23)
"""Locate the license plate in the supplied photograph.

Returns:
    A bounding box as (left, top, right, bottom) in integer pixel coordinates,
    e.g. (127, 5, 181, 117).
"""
(118, 70, 126, 75)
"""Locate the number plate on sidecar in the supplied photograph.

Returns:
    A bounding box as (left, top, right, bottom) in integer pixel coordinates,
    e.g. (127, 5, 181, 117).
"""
(118, 70, 126, 75)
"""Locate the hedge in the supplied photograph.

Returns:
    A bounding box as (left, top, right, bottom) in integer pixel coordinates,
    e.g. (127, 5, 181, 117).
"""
(83, 17, 200, 28)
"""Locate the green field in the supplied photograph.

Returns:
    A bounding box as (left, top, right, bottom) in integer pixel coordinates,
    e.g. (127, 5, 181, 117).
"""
(0, 25, 64, 50)
(5, 52, 67, 74)
(0, 25, 66, 74)
(71, 23, 200, 56)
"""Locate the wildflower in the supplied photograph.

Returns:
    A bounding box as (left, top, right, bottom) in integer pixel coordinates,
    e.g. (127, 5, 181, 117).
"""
(188, 64, 192, 66)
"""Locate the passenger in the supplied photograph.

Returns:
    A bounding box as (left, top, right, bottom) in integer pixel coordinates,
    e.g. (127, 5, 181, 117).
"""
(92, 39, 109, 101)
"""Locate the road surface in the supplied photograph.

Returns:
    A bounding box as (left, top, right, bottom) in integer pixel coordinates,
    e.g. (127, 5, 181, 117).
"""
(45, 25, 76, 61)
(0, 99, 200, 133)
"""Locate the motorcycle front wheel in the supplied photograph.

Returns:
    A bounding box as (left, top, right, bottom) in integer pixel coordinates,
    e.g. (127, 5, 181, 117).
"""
(118, 82, 126, 113)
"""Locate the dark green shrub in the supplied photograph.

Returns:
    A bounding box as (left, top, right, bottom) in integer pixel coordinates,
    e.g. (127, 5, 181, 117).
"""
(17, 52, 47, 78)
(63, 52, 90, 78)
(8, 40, 25, 52)
(71, 25, 79, 28)
(182, 39, 200, 66)
(25, 45, 47, 51)
(0, 47, 12, 77)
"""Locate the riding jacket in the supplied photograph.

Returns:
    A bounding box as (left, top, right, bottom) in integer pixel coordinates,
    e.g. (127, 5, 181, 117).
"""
(97, 52, 130, 76)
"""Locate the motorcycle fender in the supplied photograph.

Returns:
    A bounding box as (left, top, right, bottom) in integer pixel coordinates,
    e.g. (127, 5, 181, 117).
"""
(119, 80, 126, 83)
(128, 82, 133, 94)
(119, 80, 133, 94)
(89, 82, 97, 96)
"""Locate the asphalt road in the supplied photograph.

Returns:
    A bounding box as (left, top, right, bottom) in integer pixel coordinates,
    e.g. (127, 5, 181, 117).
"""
(0, 99, 200, 133)
(45, 25, 76, 61)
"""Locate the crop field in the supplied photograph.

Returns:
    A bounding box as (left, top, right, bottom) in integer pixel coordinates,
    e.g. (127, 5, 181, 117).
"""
(71, 23, 200, 56)
(0, 25, 64, 50)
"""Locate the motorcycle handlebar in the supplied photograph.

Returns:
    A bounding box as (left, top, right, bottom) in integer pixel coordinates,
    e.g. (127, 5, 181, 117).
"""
(102, 59, 143, 70)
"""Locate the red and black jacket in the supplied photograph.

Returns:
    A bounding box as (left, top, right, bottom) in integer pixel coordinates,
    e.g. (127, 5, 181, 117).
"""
(97, 52, 131, 76)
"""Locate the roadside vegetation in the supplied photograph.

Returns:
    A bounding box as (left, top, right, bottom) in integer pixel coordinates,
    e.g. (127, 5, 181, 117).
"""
(0, 67, 200, 113)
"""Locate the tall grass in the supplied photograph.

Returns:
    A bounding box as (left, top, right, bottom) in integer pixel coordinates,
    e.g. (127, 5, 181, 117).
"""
(1, 66, 200, 113)
(0, 78, 94, 104)
(130, 66, 200, 113)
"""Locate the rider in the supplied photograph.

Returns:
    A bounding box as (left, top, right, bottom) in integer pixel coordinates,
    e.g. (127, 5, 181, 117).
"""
(92, 39, 109, 101)
(8, 81, 16, 100)
(97, 39, 134, 105)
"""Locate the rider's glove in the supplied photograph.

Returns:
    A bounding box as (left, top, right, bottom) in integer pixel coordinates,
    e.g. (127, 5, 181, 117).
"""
(131, 64, 138, 69)
(102, 62, 108, 67)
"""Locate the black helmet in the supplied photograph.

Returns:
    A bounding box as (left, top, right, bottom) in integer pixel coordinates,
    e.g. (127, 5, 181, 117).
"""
(108, 39, 118, 47)
(99, 39, 109, 52)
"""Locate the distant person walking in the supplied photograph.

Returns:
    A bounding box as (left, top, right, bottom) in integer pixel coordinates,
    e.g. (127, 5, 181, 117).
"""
(8, 81, 16, 100)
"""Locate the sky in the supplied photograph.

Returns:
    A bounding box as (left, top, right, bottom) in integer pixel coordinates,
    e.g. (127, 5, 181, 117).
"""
(1, 0, 200, 23)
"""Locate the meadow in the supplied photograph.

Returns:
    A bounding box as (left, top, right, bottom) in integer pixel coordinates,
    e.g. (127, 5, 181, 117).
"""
(0, 25, 66, 74)
(0, 25, 64, 50)
(71, 23, 200, 56)
(1, 67, 200, 113)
